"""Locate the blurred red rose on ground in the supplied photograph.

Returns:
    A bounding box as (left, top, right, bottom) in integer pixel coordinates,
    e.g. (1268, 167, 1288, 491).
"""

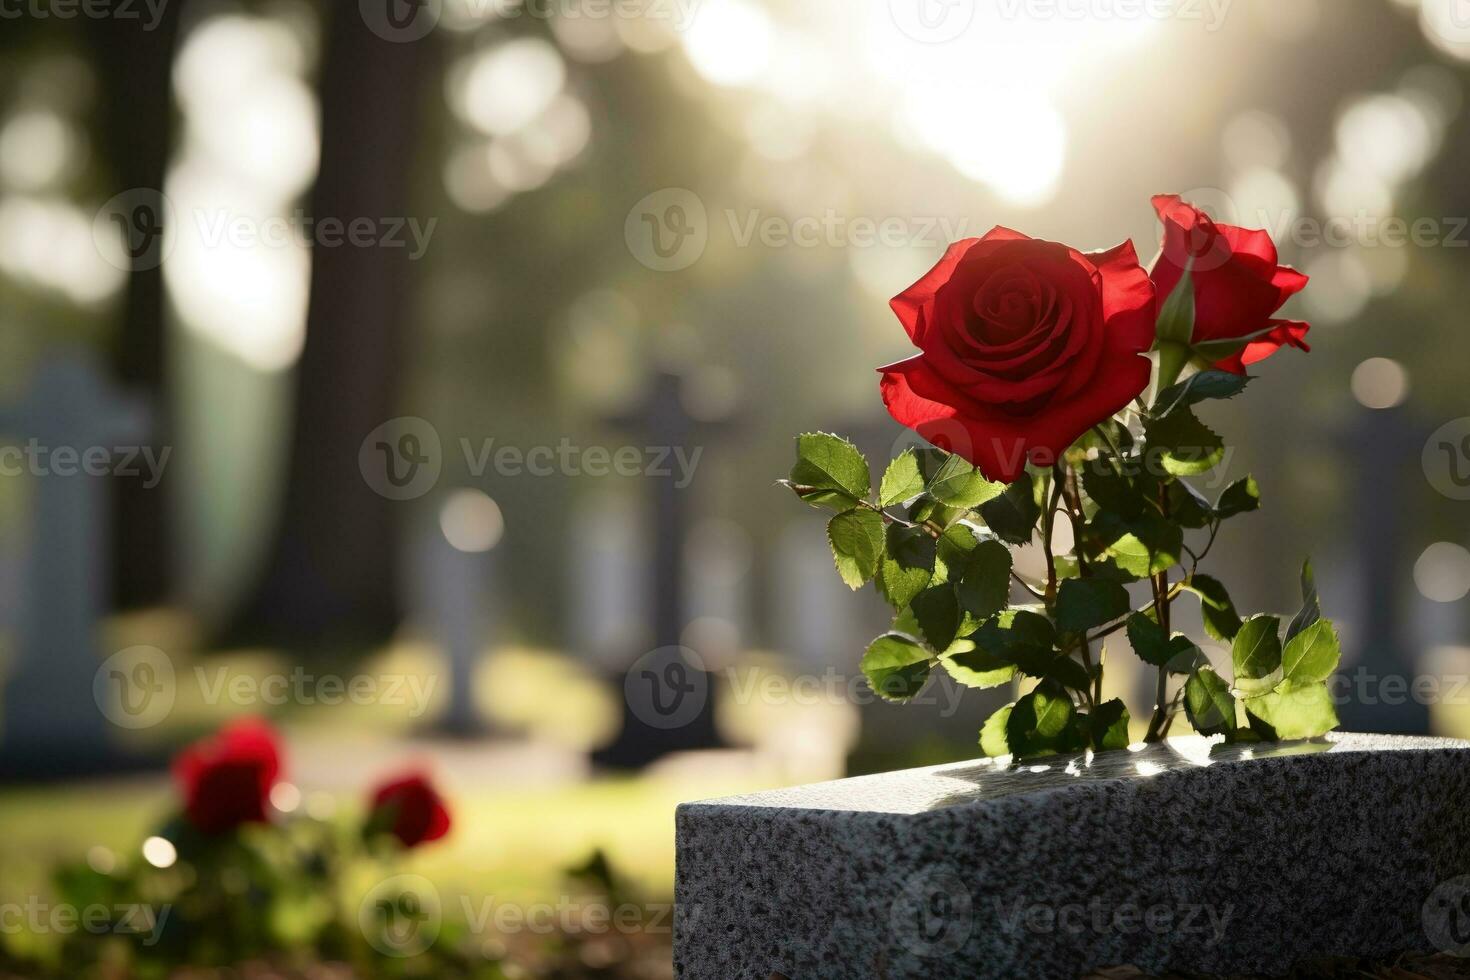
(367, 773, 452, 848)
(173, 718, 282, 834)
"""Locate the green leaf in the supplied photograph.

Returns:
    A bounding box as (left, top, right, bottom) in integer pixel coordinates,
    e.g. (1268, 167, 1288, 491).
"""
(979, 472, 1041, 545)
(1126, 612, 1168, 666)
(1231, 615, 1283, 696)
(1215, 476, 1261, 520)
(955, 540, 1012, 621)
(1094, 510, 1182, 578)
(979, 704, 1014, 758)
(1155, 264, 1196, 348)
(935, 523, 981, 575)
(877, 524, 936, 610)
(1144, 407, 1225, 476)
(1168, 479, 1214, 529)
(860, 634, 932, 703)
(911, 585, 961, 652)
(908, 496, 964, 529)
(1281, 619, 1340, 685)
(1243, 679, 1339, 740)
(942, 648, 1017, 690)
(789, 433, 870, 509)
(1185, 574, 1243, 641)
(826, 508, 885, 590)
(1006, 682, 1075, 758)
(1082, 464, 1145, 519)
(1184, 666, 1236, 737)
(927, 454, 1005, 509)
(1040, 655, 1093, 694)
(970, 609, 1056, 672)
(1165, 637, 1209, 675)
(1155, 370, 1252, 417)
(1090, 699, 1132, 751)
(1285, 559, 1320, 644)
(879, 450, 926, 507)
(1055, 578, 1131, 635)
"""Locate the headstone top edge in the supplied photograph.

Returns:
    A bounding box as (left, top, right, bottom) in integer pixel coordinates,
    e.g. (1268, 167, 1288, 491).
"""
(678, 733, 1470, 817)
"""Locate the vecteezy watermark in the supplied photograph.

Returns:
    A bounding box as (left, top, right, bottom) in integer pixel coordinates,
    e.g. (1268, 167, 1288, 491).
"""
(0, 0, 170, 28)
(0, 899, 170, 947)
(996, 0, 1232, 31)
(888, 0, 976, 44)
(625, 189, 981, 272)
(93, 189, 438, 273)
(358, 417, 704, 501)
(93, 646, 439, 730)
(361, 0, 700, 43)
(461, 895, 675, 936)
(1423, 875, 1470, 956)
(994, 896, 1233, 946)
(1425, 418, 1470, 502)
(1327, 668, 1470, 709)
(360, 875, 443, 958)
(0, 440, 170, 488)
(890, 867, 974, 957)
(723, 665, 968, 718)
(624, 646, 710, 730)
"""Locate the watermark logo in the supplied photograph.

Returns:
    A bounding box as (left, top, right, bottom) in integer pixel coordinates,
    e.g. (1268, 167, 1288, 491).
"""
(360, 417, 443, 501)
(888, 0, 975, 43)
(625, 188, 708, 272)
(92, 648, 439, 729)
(624, 646, 709, 730)
(1423, 875, 1470, 956)
(1425, 418, 1470, 502)
(360, 0, 441, 42)
(890, 866, 973, 957)
(360, 875, 442, 958)
(0, 0, 171, 29)
(93, 188, 175, 273)
(94, 646, 176, 730)
(0, 899, 170, 946)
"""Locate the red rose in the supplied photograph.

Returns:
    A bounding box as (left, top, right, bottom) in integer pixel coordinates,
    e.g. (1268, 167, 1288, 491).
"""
(367, 773, 451, 848)
(173, 719, 281, 835)
(879, 227, 1155, 483)
(1150, 194, 1310, 374)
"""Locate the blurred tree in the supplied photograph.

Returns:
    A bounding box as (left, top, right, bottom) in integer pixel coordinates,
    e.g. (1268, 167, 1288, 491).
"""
(222, 6, 437, 652)
(87, 1, 185, 608)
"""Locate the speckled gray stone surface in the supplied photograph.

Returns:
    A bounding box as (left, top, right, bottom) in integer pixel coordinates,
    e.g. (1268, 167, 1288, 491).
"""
(674, 734, 1470, 979)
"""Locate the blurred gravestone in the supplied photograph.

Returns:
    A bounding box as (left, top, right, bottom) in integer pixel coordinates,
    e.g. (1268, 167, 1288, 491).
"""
(409, 500, 501, 737)
(591, 371, 725, 769)
(0, 353, 151, 775)
(1337, 404, 1430, 733)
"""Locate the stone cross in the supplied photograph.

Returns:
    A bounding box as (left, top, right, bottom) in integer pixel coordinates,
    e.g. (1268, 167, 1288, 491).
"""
(0, 353, 151, 773)
(592, 370, 727, 768)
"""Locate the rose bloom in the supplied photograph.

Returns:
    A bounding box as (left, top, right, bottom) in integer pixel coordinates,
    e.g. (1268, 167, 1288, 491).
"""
(1150, 194, 1310, 374)
(173, 718, 282, 835)
(367, 773, 452, 848)
(880, 227, 1155, 483)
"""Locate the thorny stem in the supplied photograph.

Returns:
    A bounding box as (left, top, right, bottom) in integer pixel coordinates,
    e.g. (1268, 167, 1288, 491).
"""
(1145, 484, 1175, 743)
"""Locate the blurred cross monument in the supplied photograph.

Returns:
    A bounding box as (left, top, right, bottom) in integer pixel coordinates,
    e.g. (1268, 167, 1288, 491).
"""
(592, 370, 726, 768)
(0, 353, 153, 775)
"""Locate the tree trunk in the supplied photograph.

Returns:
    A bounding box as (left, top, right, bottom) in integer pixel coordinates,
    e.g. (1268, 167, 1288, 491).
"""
(89, 2, 185, 608)
(222, 7, 436, 652)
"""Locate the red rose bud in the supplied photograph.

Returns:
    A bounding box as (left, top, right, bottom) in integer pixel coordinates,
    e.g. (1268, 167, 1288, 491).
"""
(1150, 194, 1310, 374)
(880, 227, 1156, 483)
(172, 718, 282, 835)
(367, 773, 452, 848)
